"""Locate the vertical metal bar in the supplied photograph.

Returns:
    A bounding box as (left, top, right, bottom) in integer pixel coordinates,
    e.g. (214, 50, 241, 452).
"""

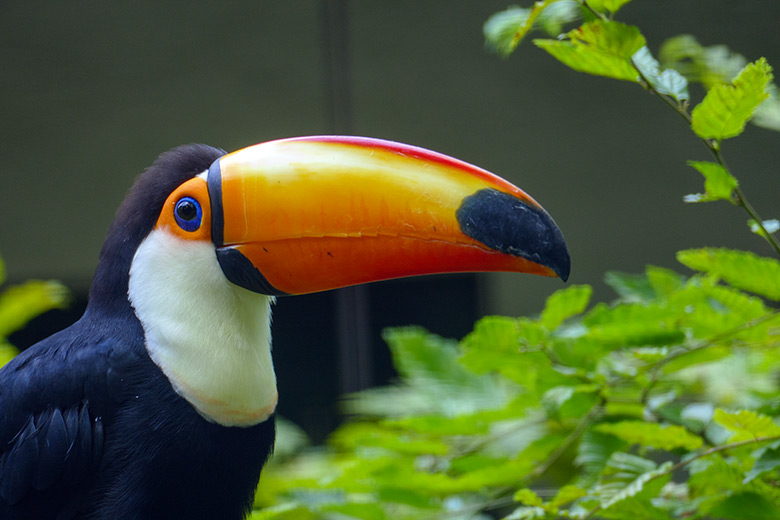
(320, 0, 374, 394)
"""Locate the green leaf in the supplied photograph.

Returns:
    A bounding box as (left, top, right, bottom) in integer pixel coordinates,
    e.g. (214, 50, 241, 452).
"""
(604, 271, 654, 302)
(708, 492, 780, 520)
(683, 161, 738, 203)
(600, 0, 634, 14)
(748, 218, 780, 238)
(514, 488, 544, 507)
(484, 1, 579, 57)
(713, 409, 780, 442)
(599, 453, 672, 509)
(744, 442, 780, 483)
(677, 248, 780, 301)
(576, 429, 628, 482)
(753, 85, 780, 131)
(594, 421, 704, 451)
(583, 302, 686, 347)
(534, 21, 646, 82)
(631, 46, 689, 102)
(504, 506, 547, 520)
(540, 285, 592, 330)
(322, 502, 387, 520)
(645, 266, 685, 297)
(691, 58, 774, 140)
(0, 342, 19, 368)
(0, 280, 69, 338)
(549, 484, 587, 508)
(659, 35, 747, 89)
(542, 384, 599, 419)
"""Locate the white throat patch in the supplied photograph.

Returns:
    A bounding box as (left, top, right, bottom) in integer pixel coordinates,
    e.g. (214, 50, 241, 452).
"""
(128, 229, 277, 427)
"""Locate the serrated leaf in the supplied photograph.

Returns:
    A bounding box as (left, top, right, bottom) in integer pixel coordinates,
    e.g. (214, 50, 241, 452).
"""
(584, 302, 685, 347)
(604, 271, 655, 302)
(708, 492, 780, 520)
(744, 442, 780, 483)
(322, 502, 386, 520)
(713, 409, 780, 442)
(505, 506, 547, 520)
(550, 485, 588, 508)
(632, 46, 689, 102)
(654, 68, 689, 102)
(542, 384, 599, 419)
(595, 421, 703, 451)
(645, 266, 685, 297)
(753, 85, 780, 131)
(540, 285, 592, 330)
(484, 1, 578, 57)
(331, 423, 450, 455)
(677, 248, 780, 301)
(660, 35, 747, 89)
(601, 0, 633, 13)
(691, 58, 773, 140)
(749, 218, 780, 238)
(684, 161, 738, 203)
(576, 429, 628, 481)
(601, 457, 673, 508)
(534, 21, 645, 82)
(514, 488, 544, 507)
(461, 315, 521, 353)
(0, 280, 69, 338)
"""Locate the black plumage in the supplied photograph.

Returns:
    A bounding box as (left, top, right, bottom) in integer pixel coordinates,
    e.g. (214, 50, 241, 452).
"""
(0, 145, 275, 519)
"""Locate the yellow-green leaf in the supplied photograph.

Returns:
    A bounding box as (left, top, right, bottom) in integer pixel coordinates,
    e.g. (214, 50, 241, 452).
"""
(533, 21, 645, 82)
(589, 0, 634, 14)
(691, 58, 774, 140)
(541, 285, 592, 330)
(676, 248, 780, 301)
(0, 280, 69, 338)
(0, 342, 18, 368)
(484, 1, 567, 57)
(713, 409, 780, 442)
(595, 421, 704, 451)
(549, 484, 587, 508)
(514, 488, 544, 507)
(683, 160, 738, 203)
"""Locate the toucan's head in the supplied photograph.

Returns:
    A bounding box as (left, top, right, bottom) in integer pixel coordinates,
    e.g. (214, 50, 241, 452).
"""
(91, 136, 569, 426)
(106, 135, 568, 301)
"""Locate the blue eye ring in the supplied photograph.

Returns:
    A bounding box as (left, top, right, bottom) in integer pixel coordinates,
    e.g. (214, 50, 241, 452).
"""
(174, 197, 202, 232)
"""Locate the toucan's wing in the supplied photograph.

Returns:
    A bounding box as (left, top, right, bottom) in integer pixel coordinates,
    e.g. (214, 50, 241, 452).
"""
(0, 320, 132, 518)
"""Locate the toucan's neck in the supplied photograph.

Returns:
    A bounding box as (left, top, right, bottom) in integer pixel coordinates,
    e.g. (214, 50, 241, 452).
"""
(128, 229, 277, 427)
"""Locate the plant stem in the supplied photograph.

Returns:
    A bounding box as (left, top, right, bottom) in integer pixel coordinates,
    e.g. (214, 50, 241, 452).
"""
(580, 0, 780, 257)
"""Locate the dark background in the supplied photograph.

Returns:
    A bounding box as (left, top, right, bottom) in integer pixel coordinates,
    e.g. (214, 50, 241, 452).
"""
(2, 1, 778, 440)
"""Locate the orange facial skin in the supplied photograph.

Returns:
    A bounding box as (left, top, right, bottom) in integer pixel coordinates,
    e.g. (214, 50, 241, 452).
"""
(155, 177, 212, 242)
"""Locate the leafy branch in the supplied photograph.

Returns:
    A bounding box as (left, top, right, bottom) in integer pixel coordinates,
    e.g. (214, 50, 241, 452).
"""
(485, 0, 780, 257)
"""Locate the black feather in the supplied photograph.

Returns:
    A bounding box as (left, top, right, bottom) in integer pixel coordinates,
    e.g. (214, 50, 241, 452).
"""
(0, 145, 276, 519)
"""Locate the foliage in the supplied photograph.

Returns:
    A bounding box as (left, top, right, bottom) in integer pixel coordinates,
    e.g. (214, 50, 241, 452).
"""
(253, 2, 780, 519)
(0, 255, 68, 367)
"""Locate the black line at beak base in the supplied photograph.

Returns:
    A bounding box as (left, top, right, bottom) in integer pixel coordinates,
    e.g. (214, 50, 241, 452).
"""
(216, 248, 289, 296)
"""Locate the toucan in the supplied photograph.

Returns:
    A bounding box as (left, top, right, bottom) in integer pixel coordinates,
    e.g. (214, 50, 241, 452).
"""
(0, 136, 569, 519)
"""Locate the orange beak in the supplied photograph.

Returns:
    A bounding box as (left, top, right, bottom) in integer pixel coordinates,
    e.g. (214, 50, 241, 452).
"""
(207, 136, 569, 295)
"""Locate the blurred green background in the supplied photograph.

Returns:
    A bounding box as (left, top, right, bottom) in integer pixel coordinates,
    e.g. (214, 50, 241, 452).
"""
(2, 1, 778, 439)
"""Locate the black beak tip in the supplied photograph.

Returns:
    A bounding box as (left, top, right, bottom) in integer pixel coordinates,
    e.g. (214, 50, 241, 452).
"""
(456, 188, 570, 282)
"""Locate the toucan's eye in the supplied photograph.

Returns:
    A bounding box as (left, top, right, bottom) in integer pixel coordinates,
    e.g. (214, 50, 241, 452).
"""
(174, 197, 202, 232)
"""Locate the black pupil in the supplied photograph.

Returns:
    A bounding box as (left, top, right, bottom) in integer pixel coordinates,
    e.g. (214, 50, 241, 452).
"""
(177, 200, 198, 221)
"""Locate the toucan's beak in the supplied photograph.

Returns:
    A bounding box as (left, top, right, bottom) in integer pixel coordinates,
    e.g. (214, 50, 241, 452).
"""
(206, 136, 570, 295)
